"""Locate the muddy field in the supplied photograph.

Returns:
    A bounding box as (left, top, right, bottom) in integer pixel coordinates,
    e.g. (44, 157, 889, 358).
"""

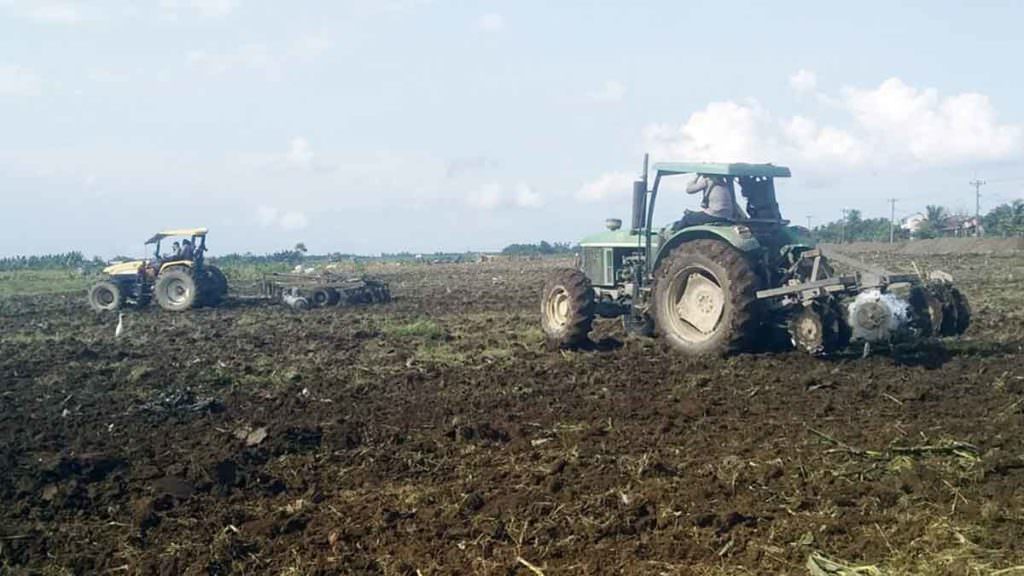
(2, 252, 1024, 575)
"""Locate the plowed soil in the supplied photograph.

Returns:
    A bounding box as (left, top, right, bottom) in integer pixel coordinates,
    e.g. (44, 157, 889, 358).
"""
(2, 253, 1023, 575)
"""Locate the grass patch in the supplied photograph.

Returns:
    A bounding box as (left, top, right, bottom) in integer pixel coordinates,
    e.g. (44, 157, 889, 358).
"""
(0, 331, 62, 345)
(0, 269, 91, 297)
(413, 342, 467, 366)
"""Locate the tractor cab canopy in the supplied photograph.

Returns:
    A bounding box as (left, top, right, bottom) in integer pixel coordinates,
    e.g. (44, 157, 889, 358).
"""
(145, 228, 209, 265)
(649, 162, 791, 222)
(145, 228, 209, 245)
(651, 162, 791, 179)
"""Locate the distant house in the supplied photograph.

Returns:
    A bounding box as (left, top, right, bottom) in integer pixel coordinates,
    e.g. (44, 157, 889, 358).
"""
(938, 215, 982, 237)
(902, 213, 926, 234)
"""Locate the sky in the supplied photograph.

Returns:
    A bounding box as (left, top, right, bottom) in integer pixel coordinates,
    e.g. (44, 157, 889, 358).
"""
(1, 0, 1023, 257)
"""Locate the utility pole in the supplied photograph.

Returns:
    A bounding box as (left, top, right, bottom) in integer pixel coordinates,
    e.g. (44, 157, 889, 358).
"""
(889, 198, 897, 243)
(806, 215, 812, 231)
(840, 208, 849, 243)
(970, 178, 985, 236)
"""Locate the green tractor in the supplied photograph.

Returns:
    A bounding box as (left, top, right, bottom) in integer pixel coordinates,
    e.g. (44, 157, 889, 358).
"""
(88, 228, 228, 313)
(541, 157, 970, 356)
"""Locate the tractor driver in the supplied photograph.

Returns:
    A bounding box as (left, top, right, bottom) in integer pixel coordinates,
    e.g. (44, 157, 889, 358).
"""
(148, 241, 180, 275)
(180, 239, 195, 261)
(674, 173, 744, 230)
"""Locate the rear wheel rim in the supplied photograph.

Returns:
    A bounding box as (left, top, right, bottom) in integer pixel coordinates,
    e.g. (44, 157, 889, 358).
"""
(545, 286, 571, 328)
(96, 288, 114, 306)
(163, 278, 190, 305)
(665, 266, 725, 344)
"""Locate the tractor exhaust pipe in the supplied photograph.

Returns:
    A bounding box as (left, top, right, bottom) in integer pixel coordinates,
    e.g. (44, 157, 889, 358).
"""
(631, 154, 649, 232)
(631, 181, 647, 232)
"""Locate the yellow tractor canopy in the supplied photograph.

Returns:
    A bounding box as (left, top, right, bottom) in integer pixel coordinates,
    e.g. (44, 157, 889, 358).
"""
(144, 228, 209, 245)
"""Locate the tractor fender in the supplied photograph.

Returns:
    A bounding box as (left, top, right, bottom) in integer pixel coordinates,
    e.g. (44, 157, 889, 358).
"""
(652, 224, 761, 272)
(158, 260, 194, 274)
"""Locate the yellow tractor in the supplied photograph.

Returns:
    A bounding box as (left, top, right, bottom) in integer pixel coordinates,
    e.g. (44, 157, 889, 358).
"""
(87, 228, 228, 312)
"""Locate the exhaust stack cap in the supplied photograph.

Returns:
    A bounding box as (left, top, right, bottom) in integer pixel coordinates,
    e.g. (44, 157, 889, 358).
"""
(606, 218, 622, 231)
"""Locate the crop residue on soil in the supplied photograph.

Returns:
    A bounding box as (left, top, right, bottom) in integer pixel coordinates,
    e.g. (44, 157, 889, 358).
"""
(2, 254, 1024, 574)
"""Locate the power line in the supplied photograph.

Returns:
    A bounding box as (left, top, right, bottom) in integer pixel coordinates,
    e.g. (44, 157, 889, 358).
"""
(970, 178, 985, 237)
(888, 198, 897, 244)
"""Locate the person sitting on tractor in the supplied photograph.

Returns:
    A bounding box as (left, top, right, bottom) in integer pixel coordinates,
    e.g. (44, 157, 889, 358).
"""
(180, 239, 195, 261)
(674, 173, 744, 230)
(147, 241, 180, 275)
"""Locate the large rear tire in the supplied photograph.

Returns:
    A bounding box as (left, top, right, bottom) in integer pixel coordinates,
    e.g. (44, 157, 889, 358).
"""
(200, 265, 229, 307)
(155, 269, 198, 312)
(950, 287, 971, 335)
(652, 239, 760, 356)
(541, 268, 594, 348)
(88, 281, 123, 312)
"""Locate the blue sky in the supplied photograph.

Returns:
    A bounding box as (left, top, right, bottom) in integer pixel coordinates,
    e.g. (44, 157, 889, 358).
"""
(1, 0, 1023, 257)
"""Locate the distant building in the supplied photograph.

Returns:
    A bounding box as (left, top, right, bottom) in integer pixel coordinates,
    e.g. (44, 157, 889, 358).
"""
(938, 215, 982, 237)
(902, 213, 926, 234)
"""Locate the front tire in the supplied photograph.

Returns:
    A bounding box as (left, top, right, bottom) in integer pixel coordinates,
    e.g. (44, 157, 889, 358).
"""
(652, 239, 760, 356)
(155, 269, 198, 312)
(541, 268, 594, 348)
(88, 281, 123, 312)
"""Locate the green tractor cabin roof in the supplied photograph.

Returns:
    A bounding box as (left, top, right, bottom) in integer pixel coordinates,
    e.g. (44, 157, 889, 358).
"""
(652, 162, 791, 178)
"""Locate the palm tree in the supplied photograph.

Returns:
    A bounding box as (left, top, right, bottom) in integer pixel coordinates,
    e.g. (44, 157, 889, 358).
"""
(925, 205, 947, 224)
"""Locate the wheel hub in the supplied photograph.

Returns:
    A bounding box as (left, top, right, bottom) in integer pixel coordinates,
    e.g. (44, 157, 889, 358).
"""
(789, 302, 846, 356)
(674, 273, 725, 336)
(547, 287, 571, 327)
(791, 307, 825, 355)
(166, 279, 189, 304)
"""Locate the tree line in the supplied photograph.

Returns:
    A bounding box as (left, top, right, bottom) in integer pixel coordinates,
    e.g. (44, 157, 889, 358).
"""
(500, 241, 576, 256)
(811, 200, 1024, 242)
(0, 251, 105, 272)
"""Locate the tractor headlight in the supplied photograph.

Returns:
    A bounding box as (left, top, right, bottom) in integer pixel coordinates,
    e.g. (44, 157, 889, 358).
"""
(733, 225, 753, 239)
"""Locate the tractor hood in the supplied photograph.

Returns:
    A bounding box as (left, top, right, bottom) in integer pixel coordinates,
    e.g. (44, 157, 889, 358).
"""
(103, 260, 146, 276)
(579, 229, 656, 249)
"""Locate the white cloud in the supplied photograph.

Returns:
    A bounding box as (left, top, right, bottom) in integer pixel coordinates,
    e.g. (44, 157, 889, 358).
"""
(280, 210, 308, 231)
(469, 182, 503, 209)
(513, 183, 544, 208)
(192, 0, 237, 18)
(187, 32, 329, 79)
(576, 171, 634, 203)
(87, 68, 131, 83)
(256, 205, 278, 227)
(256, 205, 309, 231)
(588, 80, 626, 103)
(644, 100, 771, 163)
(782, 116, 865, 165)
(0, 64, 41, 96)
(478, 12, 503, 31)
(186, 44, 277, 78)
(161, 0, 238, 20)
(1, 1, 95, 23)
(285, 137, 314, 170)
(29, 2, 81, 23)
(844, 78, 1020, 164)
(468, 182, 544, 210)
(789, 69, 817, 94)
(640, 74, 1021, 171)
